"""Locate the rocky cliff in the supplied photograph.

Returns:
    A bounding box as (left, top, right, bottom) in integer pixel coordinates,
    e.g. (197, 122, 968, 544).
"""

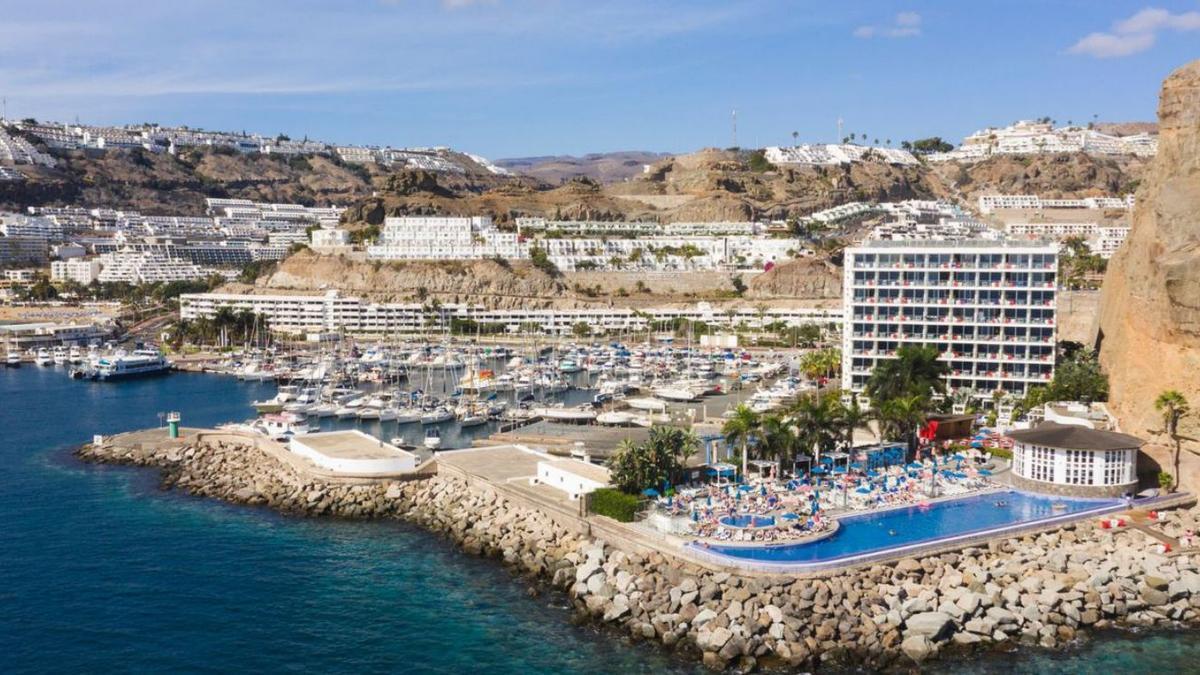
(746, 257, 842, 300)
(1098, 60, 1200, 477)
(247, 249, 568, 308)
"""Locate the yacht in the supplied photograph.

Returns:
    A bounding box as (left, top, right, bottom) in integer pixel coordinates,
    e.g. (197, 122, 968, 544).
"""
(393, 407, 423, 424)
(5, 352, 20, 367)
(35, 348, 52, 366)
(420, 406, 455, 425)
(52, 347, 68, 366)
(68, 346, 84, 365)
(92, 349, 172, 381)
(533, 404, 597, 423)
(250, 412, 316, 441)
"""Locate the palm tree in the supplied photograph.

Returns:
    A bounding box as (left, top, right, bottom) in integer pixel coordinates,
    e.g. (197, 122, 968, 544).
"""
(789, 392, 840, 462)
(791, 131, 799, 145)
(865, 344, 948, 404)
(837, 394, 875, 452)
(722, 404, 761, 480)
(213, 306, 237, 348)
(1155, 390, 1190, 491)
(759, 414, 799, 474)
(878, 394, 931, 457)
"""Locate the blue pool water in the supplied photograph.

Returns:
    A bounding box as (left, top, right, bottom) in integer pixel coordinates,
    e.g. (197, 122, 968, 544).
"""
(719, 514, 776, 528)
(700, 490, 1119, 566)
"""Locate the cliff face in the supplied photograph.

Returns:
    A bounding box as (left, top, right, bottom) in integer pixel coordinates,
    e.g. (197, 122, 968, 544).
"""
(1098, 60, 1200, 470)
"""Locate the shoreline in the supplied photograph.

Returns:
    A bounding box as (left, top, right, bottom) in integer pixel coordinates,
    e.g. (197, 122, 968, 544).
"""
(76, 428, 1200, 671)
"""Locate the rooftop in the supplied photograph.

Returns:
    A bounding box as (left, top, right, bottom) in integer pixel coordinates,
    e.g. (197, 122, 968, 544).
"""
(544, 458, 612, 484)
(1007, 422, 1143, 451)
(294, 430, 415, 461)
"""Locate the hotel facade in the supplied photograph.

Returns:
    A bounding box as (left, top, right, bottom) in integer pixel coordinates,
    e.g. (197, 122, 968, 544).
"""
(180, 291, 840, 337)
(841, 241, 1059, 400)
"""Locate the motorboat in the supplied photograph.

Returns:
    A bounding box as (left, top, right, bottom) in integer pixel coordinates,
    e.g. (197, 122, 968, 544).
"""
(249, 412, 316, 441)
(423, 426, 442, 450)
(624, 397, 668, 412)
(393, 407, 423, 424)
(5, 352, 20, 367)
(68, 346, 84, 365)
(533, 404, 597, 423)
(90, 349, 172, 381)
(595, 410, 636, 426)
(52, 347, 68, 366)
(35, 348, 52, 366)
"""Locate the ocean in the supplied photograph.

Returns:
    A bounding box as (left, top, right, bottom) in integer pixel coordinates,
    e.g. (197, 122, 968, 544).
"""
(0, 365, 1193, 673)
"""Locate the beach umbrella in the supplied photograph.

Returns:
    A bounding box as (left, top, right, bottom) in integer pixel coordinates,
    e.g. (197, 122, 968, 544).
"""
(642, 488, 660, 497)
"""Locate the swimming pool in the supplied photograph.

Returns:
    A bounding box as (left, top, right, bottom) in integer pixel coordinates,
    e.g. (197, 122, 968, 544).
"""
(719, 514, 777, 529)
(692, 490, 1122, 570)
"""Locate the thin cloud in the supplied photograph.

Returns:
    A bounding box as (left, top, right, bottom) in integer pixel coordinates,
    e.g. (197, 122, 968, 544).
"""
(854, 11, 921, 39)
(1068, 7, 1200, 58)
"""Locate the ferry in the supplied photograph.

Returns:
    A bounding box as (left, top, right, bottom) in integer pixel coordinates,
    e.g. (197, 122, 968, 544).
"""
(91, 349, 172, 381)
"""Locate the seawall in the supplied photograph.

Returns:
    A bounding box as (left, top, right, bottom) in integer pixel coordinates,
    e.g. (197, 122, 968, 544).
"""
(77, 431, 1200, 671)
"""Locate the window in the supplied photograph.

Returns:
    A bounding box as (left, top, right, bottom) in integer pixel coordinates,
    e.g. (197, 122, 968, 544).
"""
(1102, 449, 1130, 486)
(1065, 449, 1092, 485)
(1024, 444, 1054, 482)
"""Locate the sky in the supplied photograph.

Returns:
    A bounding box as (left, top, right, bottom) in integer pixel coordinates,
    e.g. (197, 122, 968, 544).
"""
(0, 1, 1197, 158)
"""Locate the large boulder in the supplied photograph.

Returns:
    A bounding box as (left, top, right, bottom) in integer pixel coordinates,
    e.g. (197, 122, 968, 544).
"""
(905, 612, 955, 641)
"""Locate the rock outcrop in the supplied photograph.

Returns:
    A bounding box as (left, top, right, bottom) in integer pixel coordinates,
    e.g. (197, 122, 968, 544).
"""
(746, 257, 842, 300)
(1098, 60, 1200, 481)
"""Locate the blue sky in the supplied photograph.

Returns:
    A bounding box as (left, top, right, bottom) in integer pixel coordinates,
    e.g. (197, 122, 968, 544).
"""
(1, 1, 1197, 158)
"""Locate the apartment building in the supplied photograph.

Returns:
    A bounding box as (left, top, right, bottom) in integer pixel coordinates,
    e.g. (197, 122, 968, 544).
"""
(367, 216, 524, 261)
(842, 241, 1058, 400)
(96, 250, 212, 284)
(180, 291, 840, 337)
(0, 235, 49, 265)
(764, 144, 919, 166)
(50, 259, 103, 285)
(977, 194, 1134, 215)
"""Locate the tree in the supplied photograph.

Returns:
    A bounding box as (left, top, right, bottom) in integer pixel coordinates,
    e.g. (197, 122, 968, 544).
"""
(1155, 390, 1190, 492)
(909, 137, 954, 154)
(1046, 350, 1108, 402)
(788, 392, 841, 462)
(571, 321, 591, 338)
(529, 244, 560, 277)
(877, 394, 931, 455)
(837, 394, 875, 452)
(758, 414, 799, 474)
(607, 426, 699, 493)
(864, 344, 948, 404)
(722, 404, 761, 480)
(791, 131, 799, 144)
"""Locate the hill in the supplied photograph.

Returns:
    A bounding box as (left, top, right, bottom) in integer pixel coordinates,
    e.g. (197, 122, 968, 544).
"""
(495, 151, 671, 184)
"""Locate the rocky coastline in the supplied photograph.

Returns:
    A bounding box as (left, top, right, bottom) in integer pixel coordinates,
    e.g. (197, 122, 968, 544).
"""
(77, 436, 1200, 671)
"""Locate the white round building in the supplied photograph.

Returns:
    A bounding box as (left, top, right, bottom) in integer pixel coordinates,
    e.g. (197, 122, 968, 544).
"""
(1007, 422, 1142, 498)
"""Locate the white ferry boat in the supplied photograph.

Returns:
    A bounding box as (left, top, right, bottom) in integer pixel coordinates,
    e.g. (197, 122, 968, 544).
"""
(92, 349, 172, 381)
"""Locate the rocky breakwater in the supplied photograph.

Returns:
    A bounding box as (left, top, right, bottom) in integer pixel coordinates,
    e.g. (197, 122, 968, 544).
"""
(77, 436, 1200, 670)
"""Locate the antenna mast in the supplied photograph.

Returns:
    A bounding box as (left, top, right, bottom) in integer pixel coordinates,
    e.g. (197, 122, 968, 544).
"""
(837, 117, 844, 144)
(731, 109, 737, 148)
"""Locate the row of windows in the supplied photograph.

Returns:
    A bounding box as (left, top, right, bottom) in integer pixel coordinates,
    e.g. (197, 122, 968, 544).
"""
(1014, 444, 1136, 486)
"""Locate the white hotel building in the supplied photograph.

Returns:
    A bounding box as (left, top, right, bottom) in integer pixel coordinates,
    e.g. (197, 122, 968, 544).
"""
(180, 291, 840, 337)
(842, 241, 1058, 400)
(367, 216, 524, 261)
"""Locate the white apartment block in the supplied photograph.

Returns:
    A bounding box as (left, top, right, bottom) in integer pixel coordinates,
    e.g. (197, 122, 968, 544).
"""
(180, 291, 841, 337)
(978, 194, 1134, 214)
(51, 259, 103, 285)
(96, 250, 211, 284)
(930, 121, 1158, 163)
(0, 214, 63, 241)
(311, 228, 351, 249)
(765, 144, 918, 166)
(1004, 222, 1130, 259)
(515, 218, 761, 237)
(842, 241, 1058, 400)
(367, 216, 523, 261)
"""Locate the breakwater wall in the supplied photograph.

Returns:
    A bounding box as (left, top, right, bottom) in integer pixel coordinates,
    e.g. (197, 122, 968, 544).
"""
(77, 434, 1200, 670)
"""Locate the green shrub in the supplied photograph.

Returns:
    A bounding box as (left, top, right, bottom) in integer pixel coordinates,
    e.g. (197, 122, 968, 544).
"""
(988, 447, 1013, 461)
(1159, 472, 1174, 491)
(588, 488, 643, 522)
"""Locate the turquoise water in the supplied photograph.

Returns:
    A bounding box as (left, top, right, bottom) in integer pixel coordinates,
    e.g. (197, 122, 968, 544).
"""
(0, 366, 695, 674)
(699, 490, 1118, 567)
(1, 365, 1193, 673)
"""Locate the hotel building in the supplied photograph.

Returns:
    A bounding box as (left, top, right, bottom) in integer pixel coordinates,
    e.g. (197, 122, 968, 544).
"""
(842, 241, 1058, 400)
(180, 291, 840, 337)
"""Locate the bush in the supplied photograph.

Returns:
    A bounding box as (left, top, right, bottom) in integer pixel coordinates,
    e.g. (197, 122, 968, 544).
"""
(588, 488, 642, 522)
(1159, 472, 1174, 491)
(988, 447, 1013, 461)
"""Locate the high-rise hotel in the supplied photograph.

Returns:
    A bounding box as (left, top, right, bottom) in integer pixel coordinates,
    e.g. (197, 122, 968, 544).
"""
(842, 241, 1059, 400)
